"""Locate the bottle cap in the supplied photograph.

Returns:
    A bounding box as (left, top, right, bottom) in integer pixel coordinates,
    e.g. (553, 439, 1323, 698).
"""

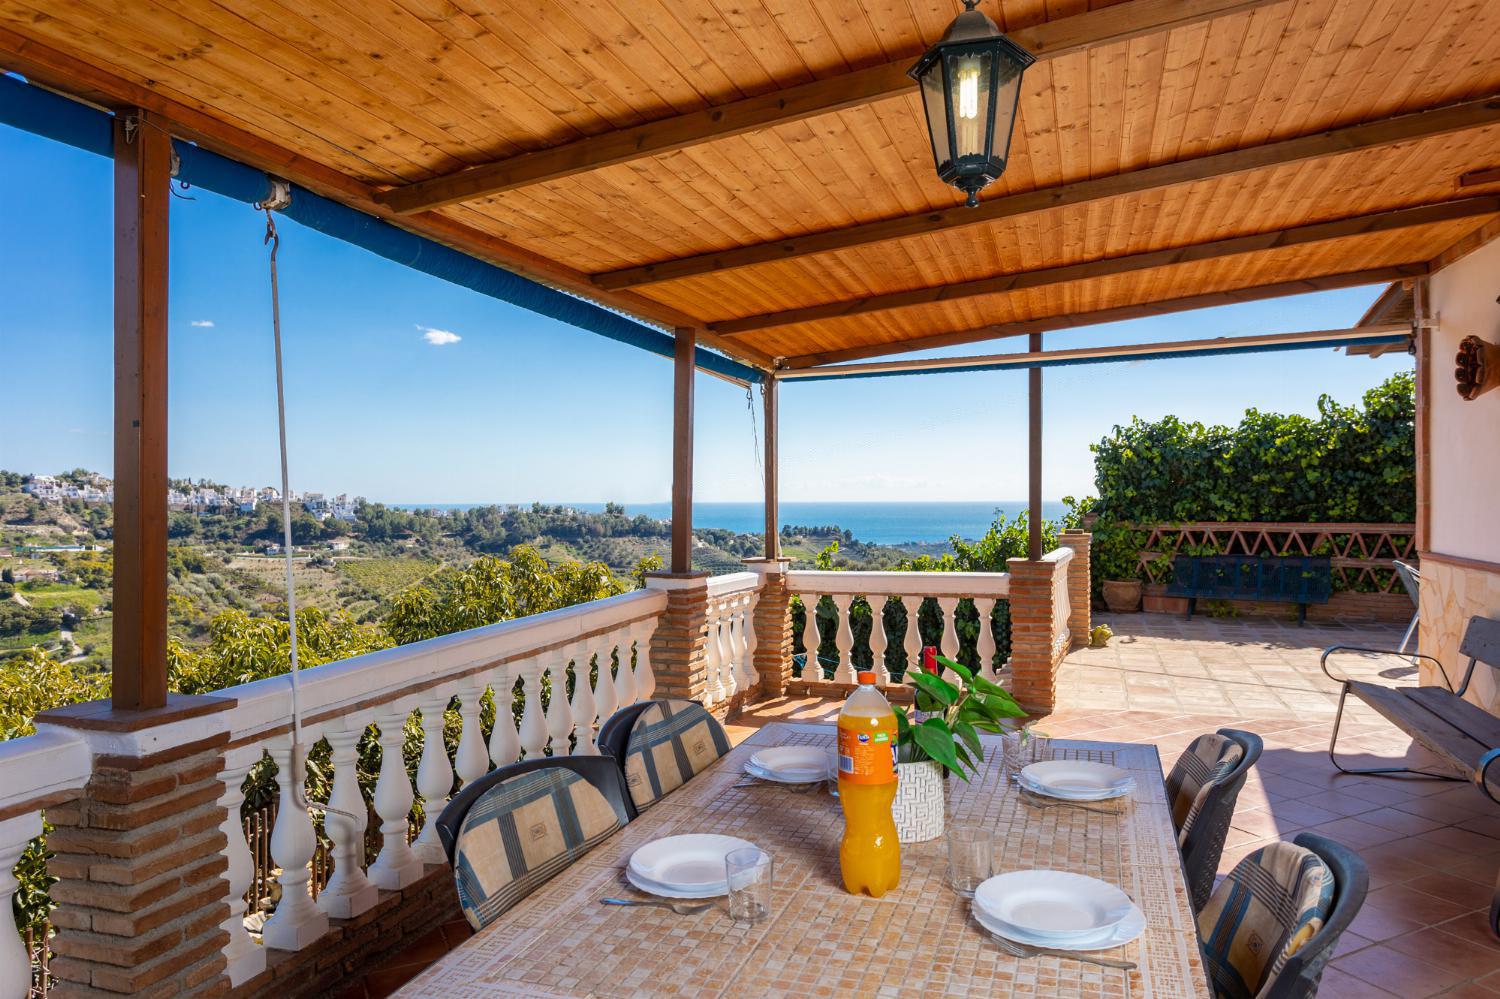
(856, 670, 877, 685)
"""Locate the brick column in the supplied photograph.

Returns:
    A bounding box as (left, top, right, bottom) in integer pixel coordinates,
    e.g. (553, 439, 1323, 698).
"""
(644, 573, 711, 704)
(743, 558, 793, 698)
(1059, 530, 1092, 647)
(36, 695, 237, 998)
(1006, 558, 1059, 716)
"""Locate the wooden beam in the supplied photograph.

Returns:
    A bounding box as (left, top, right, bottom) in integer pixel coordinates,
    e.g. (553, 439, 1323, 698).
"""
(375, 0, 1283, 214)
(112, 110, 171, 711)
(777, 324, 1411, 378)
(1428, 215, 1500, 274)
(1414, 279, 1432, 554)
(1459, 166, 1500, 188)
(1028, 332, 1043, 562)
(712, 198, 1500, 335)
(763, 379, 779, 561)
(671, 329, 696, 575)
(0, 28, 774, 374)
(779, 264, 1430, 368)
(598, 94, 1500, 290)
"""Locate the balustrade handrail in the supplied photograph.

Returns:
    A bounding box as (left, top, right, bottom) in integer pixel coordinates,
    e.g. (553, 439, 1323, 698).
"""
(705, 571, 761, 597)
(0, 729, 90, 818)
(786, 569, 1011, 597)
(219, 588, 667, 748)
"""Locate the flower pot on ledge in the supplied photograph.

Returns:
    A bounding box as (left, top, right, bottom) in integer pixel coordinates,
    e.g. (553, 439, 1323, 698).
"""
(892, 759, 945, 843)
(1102, 580, 1143, 613)
(1142, 584, 1190, 615)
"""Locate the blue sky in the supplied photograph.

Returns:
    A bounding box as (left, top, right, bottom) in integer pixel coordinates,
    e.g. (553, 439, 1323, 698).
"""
(0, 122, 1412, 504)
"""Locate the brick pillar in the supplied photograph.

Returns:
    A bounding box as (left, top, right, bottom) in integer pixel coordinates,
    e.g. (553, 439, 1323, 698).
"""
(644, 573, 711, 704)
(37, 696, 237, 998)
(1006, 558, 1059, 716)
(743, 558, 793, 698)
(1059, 530, 1092, 647)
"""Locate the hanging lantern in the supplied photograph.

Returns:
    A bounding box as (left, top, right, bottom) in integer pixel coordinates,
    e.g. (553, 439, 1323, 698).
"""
(908, 0, 1035, 207)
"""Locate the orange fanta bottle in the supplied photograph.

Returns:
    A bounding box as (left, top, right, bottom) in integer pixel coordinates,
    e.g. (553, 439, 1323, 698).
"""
(837, 670, 901, 897)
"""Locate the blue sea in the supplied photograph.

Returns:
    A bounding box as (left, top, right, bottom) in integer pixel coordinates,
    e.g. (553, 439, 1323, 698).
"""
(399, 501, 1067, 546)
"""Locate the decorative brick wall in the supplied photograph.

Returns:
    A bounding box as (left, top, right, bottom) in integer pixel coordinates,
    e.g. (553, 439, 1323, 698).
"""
(1060, 531, 1092, 644)
(744, 559, 793, 698)
(39, 697, 237, 998)
(644, 574, 710, 705)
(1005, 556, 1072, 716)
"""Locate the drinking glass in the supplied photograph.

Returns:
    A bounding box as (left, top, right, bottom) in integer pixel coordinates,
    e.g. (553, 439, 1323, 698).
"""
(945, 824, 992, 898)
(725, 847, 773, 923)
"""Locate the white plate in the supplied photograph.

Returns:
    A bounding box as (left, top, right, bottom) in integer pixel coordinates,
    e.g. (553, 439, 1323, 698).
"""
(1018, 773, 1136, 802)
(974, 871, 1135, 941)
(747, 746, 833, 782)
(627, 834, 757, 890)
(974, 899, 1146, 952)
(1019, 761, 1135, 800)
(624, 867, 726, 899)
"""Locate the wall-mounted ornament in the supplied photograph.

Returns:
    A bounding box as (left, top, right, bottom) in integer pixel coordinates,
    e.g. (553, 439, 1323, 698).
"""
(1455, 335, 1500, 400)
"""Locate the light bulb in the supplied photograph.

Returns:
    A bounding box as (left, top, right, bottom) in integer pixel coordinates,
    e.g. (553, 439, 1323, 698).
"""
(957, 63, 980, 120)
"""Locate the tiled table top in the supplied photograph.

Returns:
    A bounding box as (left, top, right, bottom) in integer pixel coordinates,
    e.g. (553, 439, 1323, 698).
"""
(401, 722, 1211, 998)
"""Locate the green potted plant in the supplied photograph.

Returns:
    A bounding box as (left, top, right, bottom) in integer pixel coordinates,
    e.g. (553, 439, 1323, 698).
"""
(891, 652, 1027, 842)
(1093, 521, 1145, 613)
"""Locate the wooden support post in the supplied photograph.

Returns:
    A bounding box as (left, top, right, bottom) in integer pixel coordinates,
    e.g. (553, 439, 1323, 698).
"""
(1028, 333, 1043, 562)
(671, 328, 696, 574)
(763, 377, 779, 560)
(1414, 279, 1432, 552)
(112, 110, 171, 711)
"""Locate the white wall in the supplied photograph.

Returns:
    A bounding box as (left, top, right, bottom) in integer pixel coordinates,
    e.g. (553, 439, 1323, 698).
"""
(1428, 236, 1500, 564)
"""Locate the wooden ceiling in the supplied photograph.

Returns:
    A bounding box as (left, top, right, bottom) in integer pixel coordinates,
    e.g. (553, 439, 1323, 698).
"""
(4, 0, 1500, 372)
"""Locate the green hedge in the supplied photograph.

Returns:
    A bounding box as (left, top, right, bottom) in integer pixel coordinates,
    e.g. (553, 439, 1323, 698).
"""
(1091, 372, 1414, 524)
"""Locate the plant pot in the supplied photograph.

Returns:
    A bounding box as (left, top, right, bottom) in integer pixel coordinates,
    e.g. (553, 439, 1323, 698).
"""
(1142, 585, 1189, 615)
(1101, 579, 1143, 613)
(892, 759, 946, 844)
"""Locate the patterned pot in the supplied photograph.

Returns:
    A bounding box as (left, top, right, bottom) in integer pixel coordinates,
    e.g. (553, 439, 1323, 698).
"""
(1102, 579, 1143, 613)
(892, 759, 945, 843)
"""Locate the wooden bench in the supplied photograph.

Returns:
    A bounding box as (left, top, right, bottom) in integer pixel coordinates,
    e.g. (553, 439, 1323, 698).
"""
(1166, 554, 1332, 624)
(1322, 615, 1500, 936)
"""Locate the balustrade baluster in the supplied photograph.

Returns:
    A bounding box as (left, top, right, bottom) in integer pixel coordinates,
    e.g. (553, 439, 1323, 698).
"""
(902, 596, 924, 677)
(832, 594, 856, 684)
(976, 597, 999, 681)
(704, 604, 726, 705)
(571, 643, 599, 755)
(634, 619, 658, 700)
(454, 678, 491, 784)
(718, 599, 738, 700)
(737, 595, 758, 692)
(615, 630, 637, 707)
(0, 813, 41, 995)
(411, 690, 456, 865)
(800, 593, 822, 682)
(937, 596, 961, 661)
(489, 666, 521, 766)
(595, 636, 620, 722)
(367, 705, 424, 890)
(866, 595, 890, 685)
(545, 652, 575, 754)
(263, 740, 330, 949)
(216, 758, 266, 984)
(517, 662, 548, 759)
(318, 723, 379, 920)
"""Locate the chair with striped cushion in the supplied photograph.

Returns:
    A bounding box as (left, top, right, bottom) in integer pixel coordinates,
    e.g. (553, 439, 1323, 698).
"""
(435, 756, 631, 931)
(606, 698, 731, 814)
(1197, 833, 1367, 999)
(1167, 728, 1263, 911)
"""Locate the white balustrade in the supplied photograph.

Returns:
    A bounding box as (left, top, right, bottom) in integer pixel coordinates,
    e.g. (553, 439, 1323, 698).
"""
(411, 690, 457, 865)
(736, 594, 759, 692)
(1049, 548, 1074, 660)
(367, 703, 424, 890)
(570, 644, 599, 755)
(867, 595, 890, 685)
(318, 722, 378, 921)
(902, 596, 924, 676)
(263, 738, 330, 950)
(615, 636, 637, 707)
(703, 602, 727, 706)
(454, 678, 491, 788)
(544, 653, 574, 755)
(0, 814, 40, 999)
(489, 665, 521, 766)
(718, 598, 738, 699)
(975, 597, 999, 681)
(832, 594, 856, 683)
(633, 617, 657, 700)
(216, 758, 265, 985)
(517, 661, 548, 759)
(937, 596, 961, 660)
(594, 640, 619, 726)
(800, 592, 823, 680)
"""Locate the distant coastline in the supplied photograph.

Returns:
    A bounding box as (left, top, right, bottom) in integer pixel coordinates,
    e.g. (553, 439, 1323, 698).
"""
(391, 500, 1069, 546)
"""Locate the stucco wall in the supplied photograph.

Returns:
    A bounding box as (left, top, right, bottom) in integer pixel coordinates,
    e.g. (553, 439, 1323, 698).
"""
(1428, 237, 1500, 564)
(1421, 238, 1500, 708)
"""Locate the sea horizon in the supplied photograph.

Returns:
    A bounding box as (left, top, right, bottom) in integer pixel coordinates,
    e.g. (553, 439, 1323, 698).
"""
(390, 500, 1070, 545)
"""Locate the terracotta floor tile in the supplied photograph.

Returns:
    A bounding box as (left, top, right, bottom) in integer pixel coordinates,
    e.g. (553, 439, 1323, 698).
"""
(1386, 926, 1500, 980)
(1314, 967, 1401, 998)
(1366, 883, 1477, 926)
(1334, 943, 1468, 997)
(1423, 826, 1500, 857)
(1356, 806, 1447, 836)
(1306, 816, 1407, 850)
(1406, 872, 1497, 912)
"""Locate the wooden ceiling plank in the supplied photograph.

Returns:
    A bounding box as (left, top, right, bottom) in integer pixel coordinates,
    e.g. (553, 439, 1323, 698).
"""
(373, 0, 1286, 213)
(778, 264, 1430, 368)
(709, 197, 1500, 334)
(596, 91, 1500, 289)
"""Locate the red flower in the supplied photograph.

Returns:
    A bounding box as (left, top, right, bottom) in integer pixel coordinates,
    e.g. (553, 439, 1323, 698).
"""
(922, 645, 938, 674)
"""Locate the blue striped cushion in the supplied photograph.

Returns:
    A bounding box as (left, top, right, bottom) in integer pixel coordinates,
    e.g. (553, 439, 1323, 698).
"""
(1198, 841, 1335, 999)
(1167, 733, 1244, 844)
(452, 767, 623, 930)
(622, 699, 730, 810)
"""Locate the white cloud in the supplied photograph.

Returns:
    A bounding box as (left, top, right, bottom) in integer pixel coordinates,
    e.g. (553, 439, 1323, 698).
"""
(418, 325, 461, 346)
(190, 319, 215, 329)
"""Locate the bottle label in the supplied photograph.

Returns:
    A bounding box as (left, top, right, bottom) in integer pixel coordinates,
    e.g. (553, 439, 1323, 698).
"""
(837, 726, 897, 785)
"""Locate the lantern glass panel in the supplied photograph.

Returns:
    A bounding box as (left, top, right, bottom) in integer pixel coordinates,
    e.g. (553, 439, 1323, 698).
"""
(944, 47, 994, 162)
(991, 55, 1026, 165)
(918, 65, 952, 171)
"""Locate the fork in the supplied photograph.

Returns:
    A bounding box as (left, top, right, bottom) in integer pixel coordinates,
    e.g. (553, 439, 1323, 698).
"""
(988, 933, 1137, 970)
(1017, 788, 1124, 815)
(599, 897, 715, 915)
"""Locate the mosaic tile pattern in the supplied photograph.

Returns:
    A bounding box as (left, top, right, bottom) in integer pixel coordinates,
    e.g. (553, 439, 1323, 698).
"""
(404, 723, 1211, 998)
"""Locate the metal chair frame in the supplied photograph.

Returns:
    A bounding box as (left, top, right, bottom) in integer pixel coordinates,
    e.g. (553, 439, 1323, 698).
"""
(1392, 559, 1421, 658)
